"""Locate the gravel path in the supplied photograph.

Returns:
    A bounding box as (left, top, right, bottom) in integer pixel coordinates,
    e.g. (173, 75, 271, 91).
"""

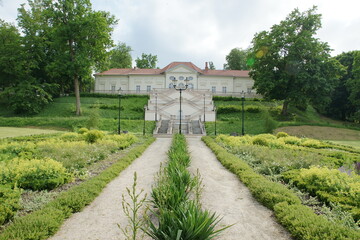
(186, 137, 292, 240)
(49, 136, 291, 240)
(49, 138, 172, 240)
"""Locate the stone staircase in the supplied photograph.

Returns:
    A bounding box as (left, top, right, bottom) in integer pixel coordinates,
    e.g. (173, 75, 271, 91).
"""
(147, 89, 213, 135)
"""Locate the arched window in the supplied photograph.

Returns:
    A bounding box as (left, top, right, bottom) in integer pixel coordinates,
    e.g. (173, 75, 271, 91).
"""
(169, 83, 174, 89)
(188, 83, 194, 89)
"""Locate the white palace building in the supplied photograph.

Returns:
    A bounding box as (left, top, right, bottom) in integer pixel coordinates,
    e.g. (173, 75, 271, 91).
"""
(94, 62, 258, 135)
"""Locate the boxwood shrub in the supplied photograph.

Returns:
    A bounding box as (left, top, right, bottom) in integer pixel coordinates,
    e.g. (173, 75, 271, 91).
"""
(202, 136, 360, 240)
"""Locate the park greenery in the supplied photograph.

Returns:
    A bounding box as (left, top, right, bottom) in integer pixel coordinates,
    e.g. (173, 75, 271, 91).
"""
(223, 48, 249, 70)
(204, 135, 360, 239)
(248, 7, 345, 116)
(135, 53, 158, 69)
(0, 128, 140, 229)
(147, 134, 228, 239)
(106, 42, 133, 69)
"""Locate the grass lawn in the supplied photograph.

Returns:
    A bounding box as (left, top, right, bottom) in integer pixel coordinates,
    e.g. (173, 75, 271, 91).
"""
(0, 127, 63, 138)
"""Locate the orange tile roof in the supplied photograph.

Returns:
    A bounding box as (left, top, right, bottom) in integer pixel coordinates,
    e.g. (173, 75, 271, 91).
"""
(161, 62, 204, 73)
(94, 62, 249, 78)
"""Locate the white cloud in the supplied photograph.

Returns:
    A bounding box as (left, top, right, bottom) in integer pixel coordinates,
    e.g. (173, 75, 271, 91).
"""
(1, 0, 360, 69)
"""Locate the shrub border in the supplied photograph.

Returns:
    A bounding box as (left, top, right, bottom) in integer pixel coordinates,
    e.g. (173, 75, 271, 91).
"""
(202, 136, 360, 240)
(0, 137, 155, 240)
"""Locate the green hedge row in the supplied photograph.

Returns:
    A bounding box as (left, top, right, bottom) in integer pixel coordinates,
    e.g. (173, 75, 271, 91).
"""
(217, 105, 262, 114)
(0, 117, 156, 133)
(0, 137, 155, 240)
(0, 185, 21, 225)
(202, 136, 360, 240)
(69, 92, 149, 99)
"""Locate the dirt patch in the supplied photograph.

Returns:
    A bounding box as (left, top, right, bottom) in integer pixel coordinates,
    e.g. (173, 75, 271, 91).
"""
(187, 137, 291, 240)
(275, 126, 360, 140)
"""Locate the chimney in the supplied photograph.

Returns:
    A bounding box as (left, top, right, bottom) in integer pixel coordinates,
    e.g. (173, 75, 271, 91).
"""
(205, 62, 209, 70)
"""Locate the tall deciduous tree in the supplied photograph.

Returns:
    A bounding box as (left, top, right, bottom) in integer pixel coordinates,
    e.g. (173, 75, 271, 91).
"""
(346, 51, 360, 122)
(46, 0, 117, 115)
(135, 53, 158, 69)
(107, 42, 132, 69)
(0, 20, 26, 89)
(209, 61, 215, 70)
(223, 48, 249, 70)
(248, 7, 344, 115)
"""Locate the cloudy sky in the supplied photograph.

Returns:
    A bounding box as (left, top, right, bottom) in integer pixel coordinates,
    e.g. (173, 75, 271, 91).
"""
(1, 0, 359, 69)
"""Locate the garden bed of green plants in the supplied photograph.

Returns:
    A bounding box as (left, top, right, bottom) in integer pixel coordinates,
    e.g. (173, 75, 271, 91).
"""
(146, 134, 228, 239)
(204, 134, 360, 239)
(205, 96, 360, 135)
(0, 129, 146, 237)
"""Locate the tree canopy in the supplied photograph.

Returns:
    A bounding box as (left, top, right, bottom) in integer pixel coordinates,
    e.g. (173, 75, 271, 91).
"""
(248, 6, 344, 115)
(223, 48, 249, 70)
(107, 42, 132, 69)
(135, 53, 158, 69)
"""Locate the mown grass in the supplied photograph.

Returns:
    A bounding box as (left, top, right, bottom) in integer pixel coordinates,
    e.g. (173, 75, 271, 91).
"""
(0, 127, 63, 139)
(206, 98, 360, 136)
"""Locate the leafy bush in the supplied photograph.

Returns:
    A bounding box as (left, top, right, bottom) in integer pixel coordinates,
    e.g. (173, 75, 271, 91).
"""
(77, 127, 89, 134)
(252, 136, 269, 146)
(84, 130, 104, 143)
(0, 185, 21, 225)
(1, 82, 55, 115)
(0, 158, 72, 191)
(283, 167, 360, 222)
(0, 137, 155, 239)
(274, 202, 360, 240)
(246, 105, 261, 113)
(60, 132, 83, 141)
(0, 141, 37, 160)
(276, 132, 289, 138)
(300, 139, 324, 148)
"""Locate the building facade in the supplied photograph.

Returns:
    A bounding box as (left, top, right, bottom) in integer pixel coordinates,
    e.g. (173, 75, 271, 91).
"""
(94, 62, 257, 96)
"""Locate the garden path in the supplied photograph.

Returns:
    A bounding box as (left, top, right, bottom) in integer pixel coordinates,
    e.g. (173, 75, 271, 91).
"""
(49, 137, 172, 240)
(187, 137, 292, 240)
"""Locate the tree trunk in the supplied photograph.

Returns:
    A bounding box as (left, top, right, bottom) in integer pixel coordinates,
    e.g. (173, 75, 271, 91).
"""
(74, 75, 81, 116)
(281, 100, 289, 116)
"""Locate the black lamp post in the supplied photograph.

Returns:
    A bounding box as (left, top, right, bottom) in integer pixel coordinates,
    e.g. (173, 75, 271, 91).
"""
(155, 93, 158, 122)
(117, 87, 122, 134)
(214, 106, 217, 136)
(143, 105, 147, 136)
(171, 77, 189, 134)
(241, 91, 245, 136)
(203, 94, 206, 122)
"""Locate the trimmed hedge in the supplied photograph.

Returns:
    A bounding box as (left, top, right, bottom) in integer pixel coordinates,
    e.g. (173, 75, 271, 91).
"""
(0, 137, 155, 240)
(202, 136, 360, 240)
(71, 92, 149, 99)
(0, 185, 21, 225)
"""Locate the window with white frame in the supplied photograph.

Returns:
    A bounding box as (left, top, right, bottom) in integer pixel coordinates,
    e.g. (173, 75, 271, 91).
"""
(247, 87, 252, 94)
(222, 87, 227, 93)
(111, 85, 116, 92)
(136, 85, 140, 93)
(211, 86, 216, 93)
(147, 85, 151, 92)
(169, 83, 173, 89)
(188, 83, 194, 89)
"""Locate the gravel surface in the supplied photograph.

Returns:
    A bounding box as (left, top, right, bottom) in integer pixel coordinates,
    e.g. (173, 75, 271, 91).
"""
(49, 136, 291, 240)
(49, 137, 172, 240)
(187, 137, 292, 240)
